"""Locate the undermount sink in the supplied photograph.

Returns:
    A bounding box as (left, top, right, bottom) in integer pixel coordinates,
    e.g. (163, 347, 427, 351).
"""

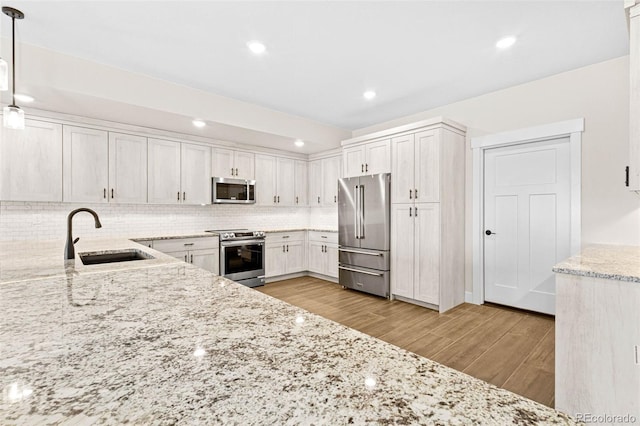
(79, 249, 155, 265)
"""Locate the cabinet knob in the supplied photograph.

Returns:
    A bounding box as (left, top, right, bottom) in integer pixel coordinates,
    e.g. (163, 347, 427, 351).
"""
(485, 230, 496, 235)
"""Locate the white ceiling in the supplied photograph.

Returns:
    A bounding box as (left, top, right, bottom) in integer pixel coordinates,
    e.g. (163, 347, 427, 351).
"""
(0, 1, 630, 134)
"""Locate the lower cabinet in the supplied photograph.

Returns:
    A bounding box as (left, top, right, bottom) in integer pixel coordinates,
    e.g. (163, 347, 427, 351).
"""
(307, 232, 338, 279)
(150, 236, 220, 275)
(265, 232, 306, 277)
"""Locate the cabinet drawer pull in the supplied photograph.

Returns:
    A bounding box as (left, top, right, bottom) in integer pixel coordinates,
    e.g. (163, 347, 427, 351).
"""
(321, 236, 327, 239)
(184, 243, 194, 246)
(338, 248, 382, 256)
(282, 235, 290, 239)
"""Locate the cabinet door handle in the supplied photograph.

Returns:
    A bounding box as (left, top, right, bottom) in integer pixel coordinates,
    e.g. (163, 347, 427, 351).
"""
(231, 168, 234, 176)
(277, 195, 280, 203)
(361, 164, 364, 173)
(409, 189, 412, 199)
(111, 188, 114, 199)
(184, 254, 187, 262)
(317, 196, 320, 204)
(282, 245, 285, 253)
(365, 163, 368, 172)
(296, 196, 299, 204)
(334, 195, 337, 203)
(177, 192, 181, 201)
(103, 188, 106, 199)
(183, 192, 186, 201)
(415, 206, 418, 217)
(235, 168, 238, 176)
(286, 245, 289, 252)
(409, 207, 412, 217)
(190, 254, 193, 263)
(415, 188, 418, 199)
(273, 195, 277, 203)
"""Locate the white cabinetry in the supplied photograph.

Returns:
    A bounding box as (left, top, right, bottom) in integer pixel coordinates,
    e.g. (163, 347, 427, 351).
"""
(265, 231, 306, 278)
(255, 155, 295, 206)
(308, 154, 342, 207)
(386, 119, 466, 313)
(152, 237, 219, 275)
(628, 3, 640, 192)
(109, 132, 147, 203)
(0, 119, 63, 201)
(62, 125, 109, 203)
(212, 147, 255, 180)
(307, 231, 338, 279)
(294, 160, 308, 206)
(148, 138, 211, 204)
(342, 139, 391, 178)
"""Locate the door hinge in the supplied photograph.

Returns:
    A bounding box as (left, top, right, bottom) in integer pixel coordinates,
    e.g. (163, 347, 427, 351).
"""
(625, 166, 630, 187)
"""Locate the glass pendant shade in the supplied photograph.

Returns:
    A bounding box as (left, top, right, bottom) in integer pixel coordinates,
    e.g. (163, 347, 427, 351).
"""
(0, 58, 7, 91)
(3, 105, 24, 129)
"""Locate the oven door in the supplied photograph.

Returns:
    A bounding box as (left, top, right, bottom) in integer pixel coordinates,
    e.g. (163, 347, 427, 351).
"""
(220, 239, 265, 281)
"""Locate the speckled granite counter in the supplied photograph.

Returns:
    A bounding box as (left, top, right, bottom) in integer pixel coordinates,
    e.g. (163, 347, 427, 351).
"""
(553, 244, 640, 283)
(0, 240, 576, 424)
(264, 228, 337, 233)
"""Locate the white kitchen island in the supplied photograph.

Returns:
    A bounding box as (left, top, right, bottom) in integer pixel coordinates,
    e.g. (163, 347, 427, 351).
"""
(554, 245, 640, 424)
(0, 238, 577, 424)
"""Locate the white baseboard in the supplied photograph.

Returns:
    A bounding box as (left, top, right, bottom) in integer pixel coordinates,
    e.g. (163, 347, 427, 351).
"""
(465, 291, 475, 304)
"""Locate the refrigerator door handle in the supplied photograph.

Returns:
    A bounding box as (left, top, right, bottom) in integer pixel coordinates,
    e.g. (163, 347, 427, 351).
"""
(339, 265, 383, 277)
(359, 184, 365, 239)
(339, 248, 383, 256)
(354, 185, 360, 239)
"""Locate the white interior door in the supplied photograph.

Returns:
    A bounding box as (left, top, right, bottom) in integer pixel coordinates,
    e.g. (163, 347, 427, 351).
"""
(484, 137, 571, 315)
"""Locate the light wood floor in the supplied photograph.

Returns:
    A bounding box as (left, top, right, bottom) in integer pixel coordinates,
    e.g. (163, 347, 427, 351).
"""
(258, 276, 555, 407)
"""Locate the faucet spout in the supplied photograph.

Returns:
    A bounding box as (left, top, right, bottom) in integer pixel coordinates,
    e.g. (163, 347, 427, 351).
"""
(64, 208, 102, 260)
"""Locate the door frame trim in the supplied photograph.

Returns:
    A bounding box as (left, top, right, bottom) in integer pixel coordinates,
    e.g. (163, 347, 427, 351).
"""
(471, 118, 584, 305)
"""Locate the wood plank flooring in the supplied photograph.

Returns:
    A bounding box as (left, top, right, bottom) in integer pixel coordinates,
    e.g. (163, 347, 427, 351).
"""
(257, 276, 555, 407)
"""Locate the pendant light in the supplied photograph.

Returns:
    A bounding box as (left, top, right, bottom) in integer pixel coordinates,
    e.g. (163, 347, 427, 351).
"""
(2, 6, 24, 130)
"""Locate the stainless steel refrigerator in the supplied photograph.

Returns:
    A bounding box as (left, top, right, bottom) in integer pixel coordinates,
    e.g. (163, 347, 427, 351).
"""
(337, 173, 391, 298)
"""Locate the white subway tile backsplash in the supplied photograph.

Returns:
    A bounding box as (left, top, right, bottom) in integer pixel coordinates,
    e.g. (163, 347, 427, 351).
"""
(0, 202, 338, 241)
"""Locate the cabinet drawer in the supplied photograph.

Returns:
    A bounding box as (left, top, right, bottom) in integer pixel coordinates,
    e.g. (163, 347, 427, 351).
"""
(339, 265, 389, 298)
(265, 231, 306, 243)
(308, 231, 338, 244)
(152, 237, 219, 253)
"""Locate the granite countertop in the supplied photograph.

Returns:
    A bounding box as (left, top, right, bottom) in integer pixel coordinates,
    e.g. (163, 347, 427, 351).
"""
(0, 238, 180, 284)
(553, 244, 640, 283)
(264, 228, 338, 233)
(0, 239, 576, 425)
(132, 232, 219, 241)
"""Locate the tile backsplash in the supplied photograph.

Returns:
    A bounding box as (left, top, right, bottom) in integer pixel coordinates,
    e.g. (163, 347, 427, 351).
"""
(0, 202, 338, 241)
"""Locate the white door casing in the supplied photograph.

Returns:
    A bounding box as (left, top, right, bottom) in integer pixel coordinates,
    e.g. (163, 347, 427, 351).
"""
(471, 119, 583, 312)
(483, 138, 571, 314)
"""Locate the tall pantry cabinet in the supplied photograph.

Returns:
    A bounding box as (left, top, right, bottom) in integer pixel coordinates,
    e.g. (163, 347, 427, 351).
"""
(390, 119, 466, 313)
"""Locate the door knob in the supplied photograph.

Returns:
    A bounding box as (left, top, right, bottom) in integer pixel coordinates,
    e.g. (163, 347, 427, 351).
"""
(485, 230, 496, 235)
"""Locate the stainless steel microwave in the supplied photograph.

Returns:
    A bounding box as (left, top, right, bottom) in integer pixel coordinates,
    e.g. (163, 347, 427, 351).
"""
(212, 177, 256, 204)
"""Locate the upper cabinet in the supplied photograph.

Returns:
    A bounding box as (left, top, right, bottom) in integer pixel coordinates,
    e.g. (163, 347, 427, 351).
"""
(628, 3, 640, 192)
(0, 119, 63, 202)
(212, 147, 255, 180)
(62, 127, 148, 203)
(63, 125, 109, 203)
(254, 154, 296, 206)
(108, 132, 148, 204)
(308, 154, 342, 207)
(342, 139, 391, 178)
(391, 130, 439, 203)
(294, 160, 308, 206)
(148, 138, 211, 204)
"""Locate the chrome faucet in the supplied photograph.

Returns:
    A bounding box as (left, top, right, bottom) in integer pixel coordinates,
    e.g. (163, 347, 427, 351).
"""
(64, 208, 102, 260)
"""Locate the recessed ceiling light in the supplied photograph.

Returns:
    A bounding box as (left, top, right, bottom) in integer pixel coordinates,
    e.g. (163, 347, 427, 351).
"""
(14, 93, 33, 103)
(294, 139, 305, 147)
(363, 90, 376, 100)
(247, 40, 266, 55)
(192, 119, 206, 128)
(496, 36, 517, 49)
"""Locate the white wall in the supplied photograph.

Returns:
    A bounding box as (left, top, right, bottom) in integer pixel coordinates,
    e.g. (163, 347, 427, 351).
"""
(0, 202, 337, 241)
(353, 56, 640, 292)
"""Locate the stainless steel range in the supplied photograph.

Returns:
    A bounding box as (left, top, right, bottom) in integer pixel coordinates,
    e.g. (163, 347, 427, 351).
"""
(206, 229, 265, 288)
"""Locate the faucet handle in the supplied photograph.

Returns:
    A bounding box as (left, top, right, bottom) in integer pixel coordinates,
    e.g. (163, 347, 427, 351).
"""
(73, 237, 79, 244)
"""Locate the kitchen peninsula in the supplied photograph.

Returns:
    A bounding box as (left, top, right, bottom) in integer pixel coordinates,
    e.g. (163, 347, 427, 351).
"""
(0, 239, 576, 424)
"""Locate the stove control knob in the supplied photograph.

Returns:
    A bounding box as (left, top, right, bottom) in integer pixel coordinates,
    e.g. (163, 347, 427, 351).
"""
(222, 233, 230, 239)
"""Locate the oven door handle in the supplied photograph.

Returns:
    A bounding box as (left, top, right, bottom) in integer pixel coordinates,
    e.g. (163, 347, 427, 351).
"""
(220, 239, 264, 247)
